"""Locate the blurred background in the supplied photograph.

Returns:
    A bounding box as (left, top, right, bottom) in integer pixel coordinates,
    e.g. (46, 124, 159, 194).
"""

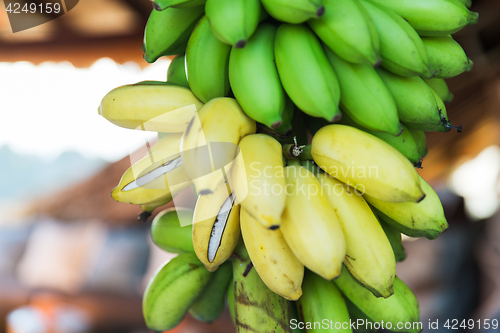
(0, 0, 499, 332)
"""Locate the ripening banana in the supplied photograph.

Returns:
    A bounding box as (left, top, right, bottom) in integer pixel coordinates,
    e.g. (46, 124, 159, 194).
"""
(370, 0, 478, 36)
(205, 0, 262, 48)
(365, 176, 448, 239)
(335, 267, 420, 333)
(379, 218, 407, 262)
(422, 35, 473, 79)
(360, 0, 433, 78)
(188, 261, 233, 323)
(261, 0, 325, 24)
(111, 134, 191, 207)
(280, 165, 346, 280)
(407, 127, 428, 160)
(339, 113, 420, 165)
(99, 83, 203, 133)
(296, 270, 352, 333)
(143, 6, 204, 63)
(308, 0, 380, 66)
(186, 16, 231, 103)
(153, 0, 206, 10)
(142, 253, 212, 331)
(311, 125, 425, 203)
(229, 23, 286, 129)
(151, 208, 194, 253)
(240, 208, 304, 300)
(318, 174, 396, 298)
(192, 181, 240, 272)
(423, 78, 454, 104)
(232, 244, 291, 333)
(376, 68, 450, 133)
(323, 46, 401, 136)
(166, 54, 189, 88)
(230, 134, 287, 228)
(180, 97, 256, 195)
(275, 24, 341, 122)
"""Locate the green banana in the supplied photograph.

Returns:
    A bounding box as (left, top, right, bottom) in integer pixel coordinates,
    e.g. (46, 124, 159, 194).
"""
(232, 243, 291, 333)
(226, 276, 235, 325)
(460, 0, 472, 8)
(151, 208, 194, 253)
(99, 82, 203, 133)
(186, 16, 231, 103)
(153, 0, 205, 10)
(269, 95, 294, 137)
(142, 253, 212, 331)
(345, 298, 378, 333)
(339, 113, 420, 165)
(290, 302, 305, 333)
(335, 267, 421, 333)
(166, 54, 189, 88)
(407, 127, 428, 160)
(261, 0, 325, 24)
(360, 0, 433, 78)
(324, 46, 401, 136)
(189, 261, 233, 323)
(422, 35, 473, 79)
(376, 67, 449, 133)
(229, 23, 286, 129)
(308, 0, 380, 66)
(296, 270, 352, 333)
(205, 0, 262, 48)
(365, 176, 448, 239)
(275, 24, 341, 122)
(379, 217, 406, 262)
(143, 7, 204, 63)
(423, 78, 454, 103)
(370, 0, 478, 36)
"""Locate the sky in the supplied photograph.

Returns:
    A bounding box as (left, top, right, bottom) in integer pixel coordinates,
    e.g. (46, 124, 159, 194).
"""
(0, 58, 170, 162)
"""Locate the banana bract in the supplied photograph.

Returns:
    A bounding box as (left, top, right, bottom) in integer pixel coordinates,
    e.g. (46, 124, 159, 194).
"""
(281, 165, 346, 280)
(365, 176, 448, 239)
(311, 125, 424, 203)
(318, 174, 396, 298)
(99, 83, 203, 133)
(142, 253, 212, 331)
(335, 267, 420, 333)
(231, 134, 287, 228)
(111, 133, 191, 206)
(180, 97, 256, 194)
(151, 208, 194, 253)
(240, 208, 304, 300)
(192, 182, 240, 271)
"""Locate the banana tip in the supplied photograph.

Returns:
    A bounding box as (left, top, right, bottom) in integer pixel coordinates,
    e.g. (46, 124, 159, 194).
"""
(235, 39, 247, 49)
(316, 6, 325, 18)
(137, 211, 152, 223)
(199, 189, 213, 196)
(416, 193, 426, 203)
(330, 113, 342, 123)
(152, 2, 162, 11)
(372, 58, 383, 68)
(268, 225, 280, 230)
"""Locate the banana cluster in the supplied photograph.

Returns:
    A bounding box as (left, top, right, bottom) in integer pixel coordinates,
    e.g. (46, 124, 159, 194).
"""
(96, 0, 478, 332)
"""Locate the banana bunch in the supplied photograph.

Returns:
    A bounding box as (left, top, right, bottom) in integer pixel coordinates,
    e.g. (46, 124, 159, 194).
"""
(97, 0, 479, 331)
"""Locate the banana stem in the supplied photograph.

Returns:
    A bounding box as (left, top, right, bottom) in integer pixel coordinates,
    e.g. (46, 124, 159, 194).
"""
(299, 145, 313, 161)
(282, 144, 301, 160)
(286, 159, 302, 167)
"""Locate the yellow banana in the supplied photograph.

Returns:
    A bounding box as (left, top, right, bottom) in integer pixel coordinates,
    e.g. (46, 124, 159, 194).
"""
(192, 181, 240, 271)
(365, 176, 448, 239)
(180, 97, 256, 195)
(111, 133, 191, 206)
(240, 208, 303, 300)
(281, 165, 346, 280)
(231, 134, 287, 228)
(99, 83, 203, 133)
(318, 173, 395, 298)
(311, 125, 424, 203)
